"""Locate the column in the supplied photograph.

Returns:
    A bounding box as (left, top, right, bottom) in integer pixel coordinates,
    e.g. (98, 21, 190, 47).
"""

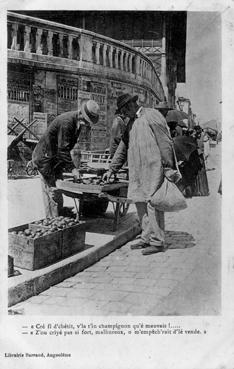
(24, 25, 31, 52)
(68, 35, 73, 59)
(129, 54, 133, 73)
(11, 23, 18, 50)
(95, 42, 100, 65)
(109, 45, 113, 68)
(161, 16, 168, 98)
(103, 44, 107, 67)
(36, 28, 43, 55)
(58, 34, 64, 57)
(120, 50, 124, 71)
(48, 30, 54, 56)
(115, 48, 119, 69)
(125, 53, 129, 71)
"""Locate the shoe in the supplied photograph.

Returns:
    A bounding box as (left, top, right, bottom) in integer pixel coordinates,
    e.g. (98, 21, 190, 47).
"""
(142, 246, 164, 255)
(130, 239, 149, 250)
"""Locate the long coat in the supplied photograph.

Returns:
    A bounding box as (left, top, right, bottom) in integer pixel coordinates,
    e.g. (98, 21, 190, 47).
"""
(32, 111, 80, 180)
(110, 108, 175, 203)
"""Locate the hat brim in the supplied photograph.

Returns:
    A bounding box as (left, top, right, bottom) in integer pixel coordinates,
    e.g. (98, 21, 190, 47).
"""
(156, 106, 171, 111)
(117, 95, 138, 113)
(81, 101, 99, 125)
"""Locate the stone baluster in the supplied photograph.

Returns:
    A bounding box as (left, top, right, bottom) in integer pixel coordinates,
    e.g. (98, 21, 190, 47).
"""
(36, 28, 43, 55)
(47, 30, 54, 56)
(109, 46, 113, 68)
(129, 54, 133, 73)
(95, 42, 100, 65)
(24, 25, 31, 52)
(122, 52, 125, 71)
(120, 50, 124, 71)
(115, 48, 119, 69)
(125, 53, 129, 71)
(126, 54, 130, 72)
(68, 35, 73, 59)
(138, 59, 141, 76)
(103, 44, 107, 67)
(11, 23, 18, 50)
(137, 56, 142, 76)
(58, 34, 64, 57)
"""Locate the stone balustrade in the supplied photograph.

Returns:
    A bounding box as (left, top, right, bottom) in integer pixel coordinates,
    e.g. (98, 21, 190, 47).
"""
(7, 11, 165, 101)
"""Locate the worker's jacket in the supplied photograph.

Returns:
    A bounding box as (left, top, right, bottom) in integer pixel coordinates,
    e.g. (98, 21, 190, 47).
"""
(110, 108, 176, 203)
(109, 115, 127, 158)
(32, 111, 81, 179)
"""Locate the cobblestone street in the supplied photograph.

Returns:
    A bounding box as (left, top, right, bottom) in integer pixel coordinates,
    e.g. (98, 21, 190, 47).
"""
(10, 145, 221, 316)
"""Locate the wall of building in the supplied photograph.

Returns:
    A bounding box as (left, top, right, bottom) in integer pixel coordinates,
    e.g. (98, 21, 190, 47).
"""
(7, 11, 165, 152)
(8, 65, 157, 150)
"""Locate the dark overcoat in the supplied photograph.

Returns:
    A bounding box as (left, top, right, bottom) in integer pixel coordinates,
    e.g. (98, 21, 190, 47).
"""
(32, 111, 80, 179)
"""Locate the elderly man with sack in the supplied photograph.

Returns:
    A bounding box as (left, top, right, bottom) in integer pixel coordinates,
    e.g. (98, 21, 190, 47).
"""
(32, 100, 100, 218)
(103, 94, 182, 255)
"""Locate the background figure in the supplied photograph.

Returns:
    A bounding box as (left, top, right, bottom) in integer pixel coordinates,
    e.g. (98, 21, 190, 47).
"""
(172, 135, 202, 198)
(109, 100, 129, 158)
(32, 101, 100, 217)
(203, 131, 210, 162)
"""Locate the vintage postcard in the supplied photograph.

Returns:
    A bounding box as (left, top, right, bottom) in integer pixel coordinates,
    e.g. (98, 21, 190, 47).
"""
(0, 0, 234, 368)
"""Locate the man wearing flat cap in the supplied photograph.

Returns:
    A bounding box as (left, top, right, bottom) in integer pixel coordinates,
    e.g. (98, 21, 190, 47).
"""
(32, 100, 100, 217)
(104, 93, 180, 255)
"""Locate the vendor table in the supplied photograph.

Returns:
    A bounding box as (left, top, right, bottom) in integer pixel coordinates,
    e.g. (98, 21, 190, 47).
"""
(56, 179, 131, 231)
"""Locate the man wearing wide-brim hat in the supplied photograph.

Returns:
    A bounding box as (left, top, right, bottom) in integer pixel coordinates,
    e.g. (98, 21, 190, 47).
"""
(32, 100, 100, 217)
(104, 93, 180, 255)
(155, 101, 172, 118)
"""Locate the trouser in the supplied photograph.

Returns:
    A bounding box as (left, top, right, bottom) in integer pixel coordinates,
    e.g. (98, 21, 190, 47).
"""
(135, 202, 165, 246)
(39, 172, 63, 218)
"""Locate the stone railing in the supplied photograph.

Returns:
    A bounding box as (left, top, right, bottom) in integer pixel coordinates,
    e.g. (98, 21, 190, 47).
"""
(7, 11, 165, 101)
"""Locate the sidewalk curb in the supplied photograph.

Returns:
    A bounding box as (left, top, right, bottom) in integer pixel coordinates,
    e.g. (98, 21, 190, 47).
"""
(8, 222, 141, 307)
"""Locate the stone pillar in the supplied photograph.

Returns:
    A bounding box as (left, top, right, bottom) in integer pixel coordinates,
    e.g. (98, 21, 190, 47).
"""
(95, 42, 100, 65)
(68, 35, 73, 59)
(120, 50, 124, 71)
(103, 44, 107, 67)
(36, 28, 43, 55)
(47, 30, 53, 56)
(11, 23, 18, 50)
(125, 53, 129, 72)
(80, 33, 92, 62)
(115, 48, 119, 69)
(24, 25, 31, 53)
(129, 54, 133, 73)
(109, 46, 113, 68)
(58, 34, 64, 57)
(161, 17, 168, 99)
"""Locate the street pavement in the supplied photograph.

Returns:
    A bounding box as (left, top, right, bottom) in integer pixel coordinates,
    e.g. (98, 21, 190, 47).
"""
(9, 144, 221, 316)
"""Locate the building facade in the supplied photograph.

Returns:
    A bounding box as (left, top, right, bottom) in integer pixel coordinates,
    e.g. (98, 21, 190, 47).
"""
(7, 11, 166, 151)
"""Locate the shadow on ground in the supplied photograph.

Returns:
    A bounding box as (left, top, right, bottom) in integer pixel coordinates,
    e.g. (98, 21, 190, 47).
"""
(165, 230, 196, 249)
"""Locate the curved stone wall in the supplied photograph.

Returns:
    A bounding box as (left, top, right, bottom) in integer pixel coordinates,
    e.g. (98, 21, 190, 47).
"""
(7, 11, 166, 150)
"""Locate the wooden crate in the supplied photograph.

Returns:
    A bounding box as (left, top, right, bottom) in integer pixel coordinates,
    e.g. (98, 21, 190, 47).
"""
(62, 221, 86, 258)
(8, 224, 62, 271)
(29, 220, 86, 258)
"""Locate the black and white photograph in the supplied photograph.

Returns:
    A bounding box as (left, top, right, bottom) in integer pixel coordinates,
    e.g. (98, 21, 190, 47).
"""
(1, 1, 234, 368)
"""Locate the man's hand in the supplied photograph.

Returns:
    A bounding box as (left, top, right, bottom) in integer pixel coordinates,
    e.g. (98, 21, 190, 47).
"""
(102, 170, 115, 183)
(164, 168, 182, 183)
(72, 168, 81, 180)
